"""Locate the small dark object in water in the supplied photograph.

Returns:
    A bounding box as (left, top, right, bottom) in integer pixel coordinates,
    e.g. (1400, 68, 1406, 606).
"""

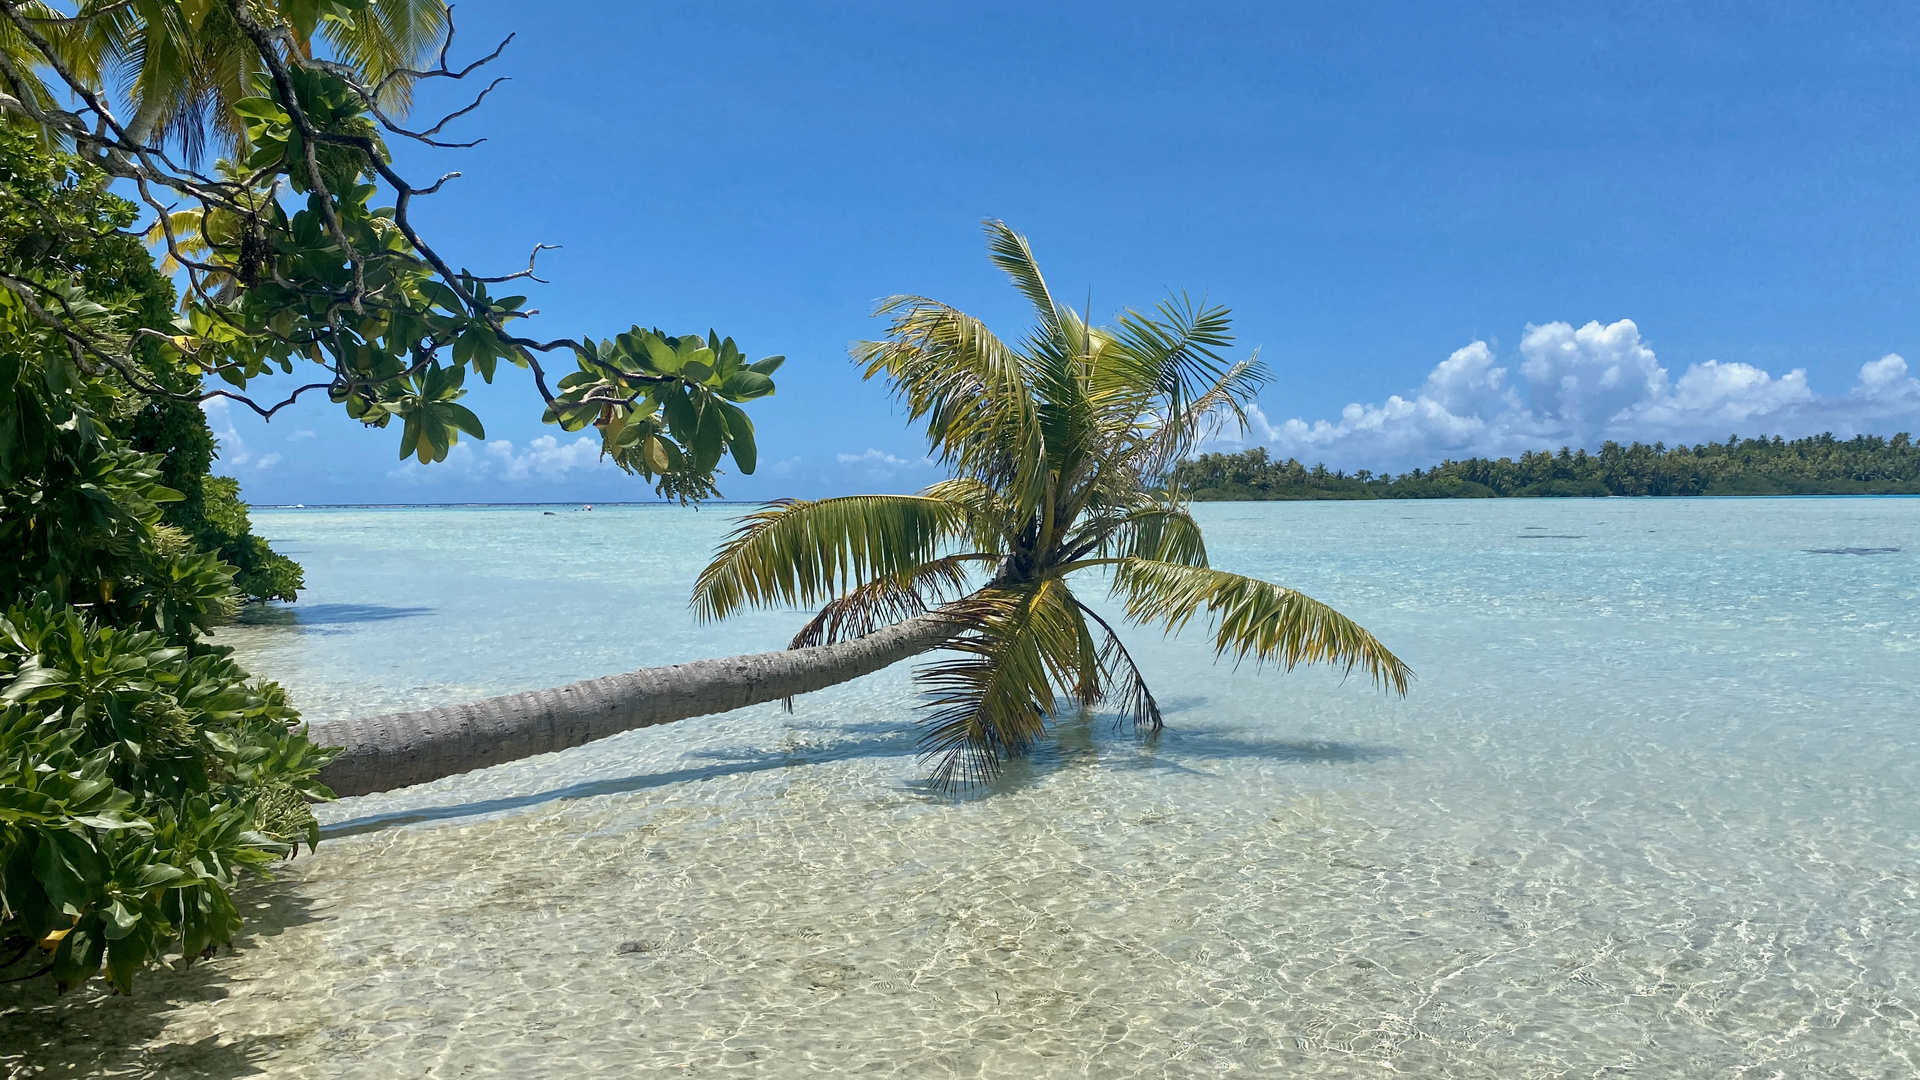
(1517, 534, 1585, 539)
(1804, 546, 1900, 556)
(616, 940, 652, 955)
(543, 511, 556, 515)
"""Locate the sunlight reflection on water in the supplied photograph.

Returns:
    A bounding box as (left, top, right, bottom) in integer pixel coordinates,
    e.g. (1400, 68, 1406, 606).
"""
(7, 498, 1918, 1078)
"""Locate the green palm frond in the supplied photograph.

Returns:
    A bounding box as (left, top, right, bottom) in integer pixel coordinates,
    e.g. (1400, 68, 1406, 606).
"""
(321, 0, 451, 113)
(918, 477, 1017, 555)
(1077, 503, 1208, 566)
(691, 495, 974, 622)
(0, 3, 66, 124)
(853, 296, 1047, 507)
(48, 0, 445, 158)
(1105, 293, 1240, 408)
(716, 223, 1415, 787)
(1113, 559, 1411, 693)
(1124, 355, 1268, 480)
(983, 219, 1062, 336)
(1076, 600, 1162, 734)
(787, 554, 982, 649)
(915, 579, 1089, 788)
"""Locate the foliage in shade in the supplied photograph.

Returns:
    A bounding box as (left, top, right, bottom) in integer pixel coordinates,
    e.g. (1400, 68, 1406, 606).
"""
(1, 0, 792, 994)
(126, 397, 304, 603)
(0, 84, 329, 996)
(0, 605, 333, 994)
(0, 125, 288, 626)
(1175, 435, 1920, 500)
(695, 222, 1411, 787)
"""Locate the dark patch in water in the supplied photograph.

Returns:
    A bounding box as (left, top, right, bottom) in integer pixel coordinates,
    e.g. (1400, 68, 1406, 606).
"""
(238, 603, 436, 628)
(1517, 534, 1585, 539)
(1804, 546, 1900, 556)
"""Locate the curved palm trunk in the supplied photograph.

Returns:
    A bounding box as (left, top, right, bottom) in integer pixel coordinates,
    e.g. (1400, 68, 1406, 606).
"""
(311, 611, 958, 797)
(122, 95, 166, 149)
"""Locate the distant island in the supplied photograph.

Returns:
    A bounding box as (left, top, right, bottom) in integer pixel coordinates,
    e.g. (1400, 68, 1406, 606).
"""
(1173, 434, 1920, 500)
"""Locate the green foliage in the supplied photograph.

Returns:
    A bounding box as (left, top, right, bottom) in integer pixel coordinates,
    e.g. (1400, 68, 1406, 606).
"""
(125, 399, 304, 603)
(548, 328, 782, 502)
(1174, 435, 1920, 501)
(0, 128, 291, 628)
(124, 59, 779, 501)
(0, 126, 327, 995)
(7, 2, 779, 501)
(42, 0, 447, 163)
(697, 222, 1409, 787)
(2, 0, 789, 994)
(0, 603, 333, 994)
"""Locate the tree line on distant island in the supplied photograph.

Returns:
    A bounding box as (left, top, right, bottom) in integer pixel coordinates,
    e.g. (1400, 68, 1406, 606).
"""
(1171, 433, 1920, 499)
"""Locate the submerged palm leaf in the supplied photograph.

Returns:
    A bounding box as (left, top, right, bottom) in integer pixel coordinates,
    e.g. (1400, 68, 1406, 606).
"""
(696, 220, 1411, 785)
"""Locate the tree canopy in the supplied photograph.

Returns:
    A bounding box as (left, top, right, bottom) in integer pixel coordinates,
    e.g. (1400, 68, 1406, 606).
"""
(0, 0, 780, 501)
(1174, 435, 1920, 501)
(0, 0, 787, 995)
(0, 122, 333, 996)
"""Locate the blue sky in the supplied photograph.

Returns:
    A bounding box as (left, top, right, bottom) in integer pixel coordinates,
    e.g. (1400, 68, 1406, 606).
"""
(209, 1, 1920, 503)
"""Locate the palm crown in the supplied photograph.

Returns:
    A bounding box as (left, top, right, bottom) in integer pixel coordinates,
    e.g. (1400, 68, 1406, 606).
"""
(10, 0, 449, 160)
(694, 221, 1410, 786)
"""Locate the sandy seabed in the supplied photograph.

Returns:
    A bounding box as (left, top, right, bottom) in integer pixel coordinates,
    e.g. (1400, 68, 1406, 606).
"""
(6, 499, 1919, 1078)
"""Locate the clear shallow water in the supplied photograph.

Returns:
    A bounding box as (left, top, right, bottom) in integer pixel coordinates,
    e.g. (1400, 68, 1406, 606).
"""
(7, 499, 1920, 1078)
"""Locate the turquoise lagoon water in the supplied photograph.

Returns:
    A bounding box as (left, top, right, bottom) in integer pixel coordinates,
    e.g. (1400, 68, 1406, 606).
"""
(8, 498, 1920, 1078)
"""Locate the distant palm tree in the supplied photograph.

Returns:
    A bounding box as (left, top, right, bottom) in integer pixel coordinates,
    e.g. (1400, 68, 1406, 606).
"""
(693, 221, 1410, 785)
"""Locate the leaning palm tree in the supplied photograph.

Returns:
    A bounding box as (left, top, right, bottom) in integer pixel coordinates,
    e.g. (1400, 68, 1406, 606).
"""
(691, 221, 1409, 785)
(310, 222, 1409, 796)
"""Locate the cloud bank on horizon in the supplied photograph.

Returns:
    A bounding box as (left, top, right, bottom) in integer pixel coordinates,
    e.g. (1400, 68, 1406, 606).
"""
(1219, 320, 1920, 471)
(206, 319, 1920, 503)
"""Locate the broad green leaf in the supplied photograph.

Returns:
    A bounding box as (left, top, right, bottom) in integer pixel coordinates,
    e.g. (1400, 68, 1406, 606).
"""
(715, 399, 757, 474)
(102, 899, 141, 940)
(691, 399, 725, 473)
(445, 403, 485, 439)
(645, 336, 683, 374)
(662, 386, 697, 442)
(720, 371, 774, 401)
(134, 863, 190, 889)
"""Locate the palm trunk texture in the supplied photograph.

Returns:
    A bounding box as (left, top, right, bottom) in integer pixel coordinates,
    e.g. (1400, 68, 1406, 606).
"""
(311, 612, 958, 797)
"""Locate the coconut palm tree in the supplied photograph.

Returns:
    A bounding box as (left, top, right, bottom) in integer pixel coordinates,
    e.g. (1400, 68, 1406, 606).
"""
(32, 0, 448, 159)
(691, 221, 1410, 785)
(309, 222, 1409, 797)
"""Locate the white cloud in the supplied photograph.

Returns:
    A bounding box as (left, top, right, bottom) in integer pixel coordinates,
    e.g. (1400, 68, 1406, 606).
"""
(1854, 353, 1920, 403)
(834, 448, 934, 482)
(837, 448, 916, 468)
(200, 397, 272, 472)
(1517, 319, 1666, 427)
(1219, 320, 1920, 470)
(286, 429, 317, 442)
(388, 434, 620, 485)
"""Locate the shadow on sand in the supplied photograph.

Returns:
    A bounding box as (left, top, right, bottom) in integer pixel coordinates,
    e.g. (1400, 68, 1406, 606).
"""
(322, 712, 1400, 834)
(0, 877, 320, 1079)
